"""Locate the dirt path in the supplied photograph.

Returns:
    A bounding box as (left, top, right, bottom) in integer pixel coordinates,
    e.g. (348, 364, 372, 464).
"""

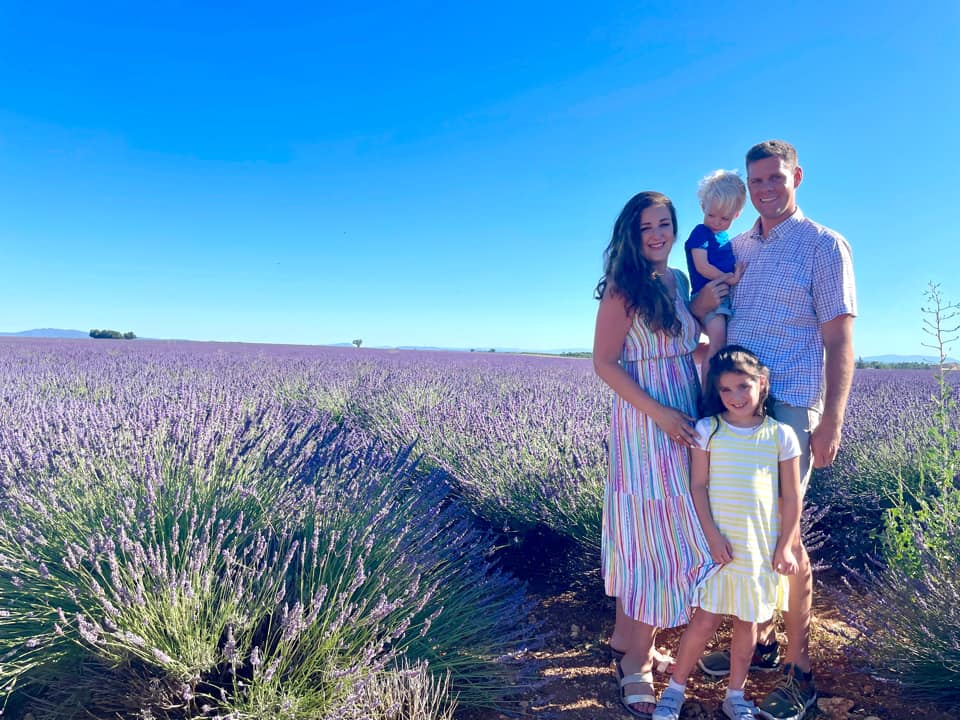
(460, 568, 957, 720)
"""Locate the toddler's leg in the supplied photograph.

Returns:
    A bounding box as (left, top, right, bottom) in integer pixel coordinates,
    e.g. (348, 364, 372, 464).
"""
(701, 315, 728, 388)
(704, 315, 727, 359)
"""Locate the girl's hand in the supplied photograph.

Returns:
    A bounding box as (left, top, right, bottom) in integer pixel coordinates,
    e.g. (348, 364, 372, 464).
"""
(707, 532, 733, 565)
(652, 405, 698, 447)
(773, 546, 799, 576)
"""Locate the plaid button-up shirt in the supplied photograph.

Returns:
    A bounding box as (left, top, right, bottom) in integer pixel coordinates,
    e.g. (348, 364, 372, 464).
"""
(728, 208, 857, 412)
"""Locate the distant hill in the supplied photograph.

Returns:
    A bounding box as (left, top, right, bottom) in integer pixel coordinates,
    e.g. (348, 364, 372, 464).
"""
(864, 354, 959, 364)
(0, 328, 88, 339)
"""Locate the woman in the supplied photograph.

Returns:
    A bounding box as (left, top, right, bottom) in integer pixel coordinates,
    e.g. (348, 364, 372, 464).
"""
(593, 191, 717, 718)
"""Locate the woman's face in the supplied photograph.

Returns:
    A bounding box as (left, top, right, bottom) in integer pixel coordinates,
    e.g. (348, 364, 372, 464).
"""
(638, 203, 675, 269)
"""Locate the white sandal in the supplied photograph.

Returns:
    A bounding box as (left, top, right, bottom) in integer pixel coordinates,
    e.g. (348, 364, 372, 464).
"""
(617, 662, 656, 719)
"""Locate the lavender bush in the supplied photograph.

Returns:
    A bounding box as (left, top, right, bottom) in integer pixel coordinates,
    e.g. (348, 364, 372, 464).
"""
(0, 340, 535, 718)
(356, 353, 606, 554)
(833, 287, 960, 701)
(808, 369, 956, 565)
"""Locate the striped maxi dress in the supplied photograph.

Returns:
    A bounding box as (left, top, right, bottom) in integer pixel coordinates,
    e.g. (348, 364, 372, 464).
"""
(602, 269, 718, 627)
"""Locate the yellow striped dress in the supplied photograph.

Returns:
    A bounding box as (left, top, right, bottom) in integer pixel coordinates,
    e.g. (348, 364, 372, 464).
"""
(602, 269, 718, 628)
(693, 415, 797, 622)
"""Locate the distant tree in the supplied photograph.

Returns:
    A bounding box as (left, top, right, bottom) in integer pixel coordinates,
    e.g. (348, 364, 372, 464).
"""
(489, 348, 496, 353)
(90, 329, 136, 340)
(352, 339, 362, 348)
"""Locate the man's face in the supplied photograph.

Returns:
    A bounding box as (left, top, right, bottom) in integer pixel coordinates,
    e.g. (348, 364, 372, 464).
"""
(747, 156, 802, 227)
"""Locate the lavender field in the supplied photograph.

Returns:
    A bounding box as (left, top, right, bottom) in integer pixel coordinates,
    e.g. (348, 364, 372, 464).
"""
(0, 338, 957, 718)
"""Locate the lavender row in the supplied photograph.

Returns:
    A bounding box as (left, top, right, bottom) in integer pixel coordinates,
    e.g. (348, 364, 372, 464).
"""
(0, 339, 536, 718)
(5, 338, 954, 566)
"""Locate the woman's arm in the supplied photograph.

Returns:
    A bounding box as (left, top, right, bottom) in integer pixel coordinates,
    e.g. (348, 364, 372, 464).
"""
(690, 446, 732, 564)
(773, 456, 802, 575)
(593, 290, 697, 445)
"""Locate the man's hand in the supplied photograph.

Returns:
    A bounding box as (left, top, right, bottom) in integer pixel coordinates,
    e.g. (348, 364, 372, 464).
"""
(810, 416, 842, 468)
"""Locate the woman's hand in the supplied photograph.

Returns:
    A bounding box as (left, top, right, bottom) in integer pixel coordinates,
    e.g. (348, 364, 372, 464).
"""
(652, 405, 699, 447)
(689, 277, 729, 320)
(706, 531, 733, 565)
(773, 545, 799, 576)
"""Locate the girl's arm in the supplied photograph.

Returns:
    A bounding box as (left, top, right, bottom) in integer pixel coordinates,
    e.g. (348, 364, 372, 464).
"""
(593, 290, 698, 444)
(690, 446, 732, 564)
(773, 455, 802, 575)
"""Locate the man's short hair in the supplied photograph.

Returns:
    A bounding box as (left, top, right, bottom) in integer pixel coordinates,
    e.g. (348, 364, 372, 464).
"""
(697, 169, 747, 216)
(746, 140, 798, 170)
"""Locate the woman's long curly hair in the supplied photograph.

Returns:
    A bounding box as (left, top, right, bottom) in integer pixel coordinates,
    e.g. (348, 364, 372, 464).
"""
(593, 191, 681, 335)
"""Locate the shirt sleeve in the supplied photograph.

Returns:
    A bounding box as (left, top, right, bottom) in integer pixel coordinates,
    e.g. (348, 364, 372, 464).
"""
(812, 230, 857, 323)
(694, 417, 716, 451)
(684, 224, 714, 251)
(777, 422, 802, 461)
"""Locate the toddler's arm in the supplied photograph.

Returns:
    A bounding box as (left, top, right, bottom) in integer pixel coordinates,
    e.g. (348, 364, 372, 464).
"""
(691, 249, 743, 286)
(691, 447, 733, 564)
(773, 456, 802, 575)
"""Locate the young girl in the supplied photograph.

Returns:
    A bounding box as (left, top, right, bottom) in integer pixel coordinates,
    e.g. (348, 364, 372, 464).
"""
(652, 346, 802, 720)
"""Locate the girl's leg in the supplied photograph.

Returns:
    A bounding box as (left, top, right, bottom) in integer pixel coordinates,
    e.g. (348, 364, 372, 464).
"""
(728, 618, 758, 691)
(669, 607, 722, 685)
(652, 610, 722, 720)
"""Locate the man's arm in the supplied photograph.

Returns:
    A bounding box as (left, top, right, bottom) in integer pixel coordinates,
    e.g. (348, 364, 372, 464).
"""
(810, 313, 854, 468)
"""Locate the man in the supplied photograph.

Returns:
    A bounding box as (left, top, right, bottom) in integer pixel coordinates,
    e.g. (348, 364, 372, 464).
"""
(691, 140, 856, 720)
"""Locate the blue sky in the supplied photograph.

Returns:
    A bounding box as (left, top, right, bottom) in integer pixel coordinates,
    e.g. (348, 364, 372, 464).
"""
(1, 2, 957, 355)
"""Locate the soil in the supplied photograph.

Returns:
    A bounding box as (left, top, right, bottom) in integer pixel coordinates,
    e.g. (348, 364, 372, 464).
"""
(458, 537, 959, 720)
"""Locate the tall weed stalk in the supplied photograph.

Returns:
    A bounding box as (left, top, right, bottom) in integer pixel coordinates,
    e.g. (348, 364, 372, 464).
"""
(837, 284, 960, 702)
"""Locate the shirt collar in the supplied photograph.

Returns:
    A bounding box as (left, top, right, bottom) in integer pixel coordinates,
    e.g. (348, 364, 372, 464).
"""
(750, 207, 805, 243)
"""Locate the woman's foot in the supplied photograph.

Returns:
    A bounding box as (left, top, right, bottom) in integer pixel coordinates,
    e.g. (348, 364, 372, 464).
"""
(616, 659, 656, 718)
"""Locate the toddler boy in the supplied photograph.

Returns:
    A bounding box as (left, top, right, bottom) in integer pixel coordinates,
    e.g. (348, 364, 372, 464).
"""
(684, 170, 747, 379)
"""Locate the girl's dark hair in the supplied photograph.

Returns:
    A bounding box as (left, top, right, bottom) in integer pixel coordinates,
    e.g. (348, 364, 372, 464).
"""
(701, 345, 776, 420)
(593, 191, 681, 335)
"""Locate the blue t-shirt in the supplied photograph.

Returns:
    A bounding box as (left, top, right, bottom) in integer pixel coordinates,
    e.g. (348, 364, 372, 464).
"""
(684, 223, 735, 294)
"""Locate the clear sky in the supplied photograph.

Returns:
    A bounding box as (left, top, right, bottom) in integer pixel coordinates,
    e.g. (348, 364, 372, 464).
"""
(1, 1, 958, 355)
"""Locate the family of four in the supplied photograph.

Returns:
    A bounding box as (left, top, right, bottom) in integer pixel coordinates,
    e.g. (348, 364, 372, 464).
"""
(593, 140, 857, 720)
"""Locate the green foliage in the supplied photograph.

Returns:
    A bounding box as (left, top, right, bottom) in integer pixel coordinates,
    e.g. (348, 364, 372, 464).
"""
(847, 283, 960, 701)
(89, 329, 136, 340)
(882, 284, 960, 577)
(352, 339, 362, 348)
